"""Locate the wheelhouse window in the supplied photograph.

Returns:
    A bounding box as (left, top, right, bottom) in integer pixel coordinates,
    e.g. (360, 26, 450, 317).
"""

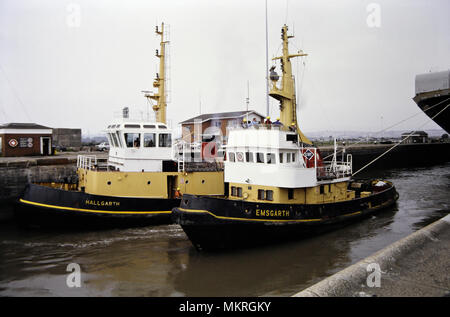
(158, 133, 172, 147)
(279, 153, 284, 163)
(143, 124, 156, 129)
(228, 152, 235, 162)
(246, 152, 253, 163)
(116, 131, 123, 147)
(124, 124, 141, 128)
(266, 153, 276, 164)
(111, 133, 120, 148)
(143, 133, 156, 147)
(286, 153, 291, 163)
(292, 153, 296, 162)
(124, 133, 140, 148)
(256, 152, 264, 163)
(236, 152, 244, 162)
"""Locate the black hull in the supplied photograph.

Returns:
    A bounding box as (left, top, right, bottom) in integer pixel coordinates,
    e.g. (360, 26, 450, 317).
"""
(15, 183, 179, 229)
(172, 183, 399, 251)
(414, 90, 450, 134)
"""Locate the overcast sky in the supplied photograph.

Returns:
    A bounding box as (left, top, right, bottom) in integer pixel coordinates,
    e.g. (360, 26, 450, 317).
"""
(1, 0, 449, 137)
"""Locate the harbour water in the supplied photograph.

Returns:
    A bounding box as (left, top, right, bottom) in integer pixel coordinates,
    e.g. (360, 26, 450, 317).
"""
(0, 163, 449, 297)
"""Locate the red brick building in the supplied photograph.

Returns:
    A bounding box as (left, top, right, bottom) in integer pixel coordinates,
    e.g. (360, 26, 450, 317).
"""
(0, 123, 53, 157)
(180, 110, 265, 143)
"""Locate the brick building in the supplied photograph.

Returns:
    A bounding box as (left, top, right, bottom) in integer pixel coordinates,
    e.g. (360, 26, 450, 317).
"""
(180, 110, 265, 143)
(0, 123, 53, 157)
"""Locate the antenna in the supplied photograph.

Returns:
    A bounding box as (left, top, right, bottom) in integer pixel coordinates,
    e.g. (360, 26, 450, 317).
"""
(265, 0, 270, 117)
(246, 80, 250, 123)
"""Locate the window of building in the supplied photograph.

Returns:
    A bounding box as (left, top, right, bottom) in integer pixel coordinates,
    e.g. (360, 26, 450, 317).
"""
(258, 189, 265, 200)
(266, 190, 273, 201)
(256, 152, 264, 163)
(228, 152, 235, 162)
(143, 133, 156, 147)
(246, 152, 253, 163)
(279, 152, 284, 163)
(158, 133, 172, 147)
(124, 133, 140, 148)
(267, 153, 276, 164)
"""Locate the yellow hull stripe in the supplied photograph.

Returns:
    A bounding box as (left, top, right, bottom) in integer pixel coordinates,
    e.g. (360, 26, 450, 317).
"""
(19, 199, 172, 215)
(343, 211, 362, 217)
(177, 207, 323, 223)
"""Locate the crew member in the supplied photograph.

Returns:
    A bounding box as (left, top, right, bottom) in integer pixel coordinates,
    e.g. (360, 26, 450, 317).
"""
(289, 122, 297, 132)
(264, 116, 272, 124)
(273, 118, 282, 126)
(174, 187, 182, 198)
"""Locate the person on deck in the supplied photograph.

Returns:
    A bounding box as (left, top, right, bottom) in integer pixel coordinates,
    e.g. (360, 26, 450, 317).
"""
(264, 117, 272, 124)
(273, 118, 282, 126)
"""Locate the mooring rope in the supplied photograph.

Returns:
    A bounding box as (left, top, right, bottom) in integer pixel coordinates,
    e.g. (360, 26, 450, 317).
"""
(352, 102, 450, 176)
(322, 96, 450, 161)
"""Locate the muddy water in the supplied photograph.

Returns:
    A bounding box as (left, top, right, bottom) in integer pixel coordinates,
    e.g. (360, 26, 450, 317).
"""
(0, 163, 449, 296)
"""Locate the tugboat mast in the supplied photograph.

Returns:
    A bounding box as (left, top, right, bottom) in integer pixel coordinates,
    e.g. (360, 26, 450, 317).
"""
(146, 22, 168, 124)
(269, 24, 312, 144)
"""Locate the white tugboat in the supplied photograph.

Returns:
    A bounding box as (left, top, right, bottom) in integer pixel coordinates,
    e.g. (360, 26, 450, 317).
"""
(15, 23, 224, 229)
(172, 25, 399, 251)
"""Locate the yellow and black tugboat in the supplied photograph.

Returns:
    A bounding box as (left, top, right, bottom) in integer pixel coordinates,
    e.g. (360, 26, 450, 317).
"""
(15, 23, 224, 229)
(172, 25, 399, 251)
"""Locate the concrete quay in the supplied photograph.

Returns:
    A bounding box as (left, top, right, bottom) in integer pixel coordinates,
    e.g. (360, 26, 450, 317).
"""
(318, 142, 450, 172)
(293, 214, 450, 297)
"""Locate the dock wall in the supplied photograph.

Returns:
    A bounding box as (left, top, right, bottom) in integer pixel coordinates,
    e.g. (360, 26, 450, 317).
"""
(319, 143, 450, 172)
(293, 214, 450, 297)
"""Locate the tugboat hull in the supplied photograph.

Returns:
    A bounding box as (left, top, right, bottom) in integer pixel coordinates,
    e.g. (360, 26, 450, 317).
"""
(172, 182, 399, 251)
(15, 183, 177, 229)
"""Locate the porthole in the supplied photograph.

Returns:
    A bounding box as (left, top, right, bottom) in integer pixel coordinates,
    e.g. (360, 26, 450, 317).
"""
(107, 181, 111, 185)
(147, 181, 151, 185)
(201, 180, 205, 184)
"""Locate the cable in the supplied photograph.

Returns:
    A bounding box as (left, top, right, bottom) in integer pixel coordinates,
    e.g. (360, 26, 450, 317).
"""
(352, 102, 450, 176)
(322, 96, 450, 160)
(0, 64, 31, 122)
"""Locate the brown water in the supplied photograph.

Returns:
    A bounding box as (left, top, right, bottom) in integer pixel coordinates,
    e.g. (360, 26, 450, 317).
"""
(0, 163, 449, 297)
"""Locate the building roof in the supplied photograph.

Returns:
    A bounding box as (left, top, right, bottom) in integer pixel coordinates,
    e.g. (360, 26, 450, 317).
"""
(180, 110, 265, 124)
(401, 130, 428, 136)
(0, 122, 52, 130)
